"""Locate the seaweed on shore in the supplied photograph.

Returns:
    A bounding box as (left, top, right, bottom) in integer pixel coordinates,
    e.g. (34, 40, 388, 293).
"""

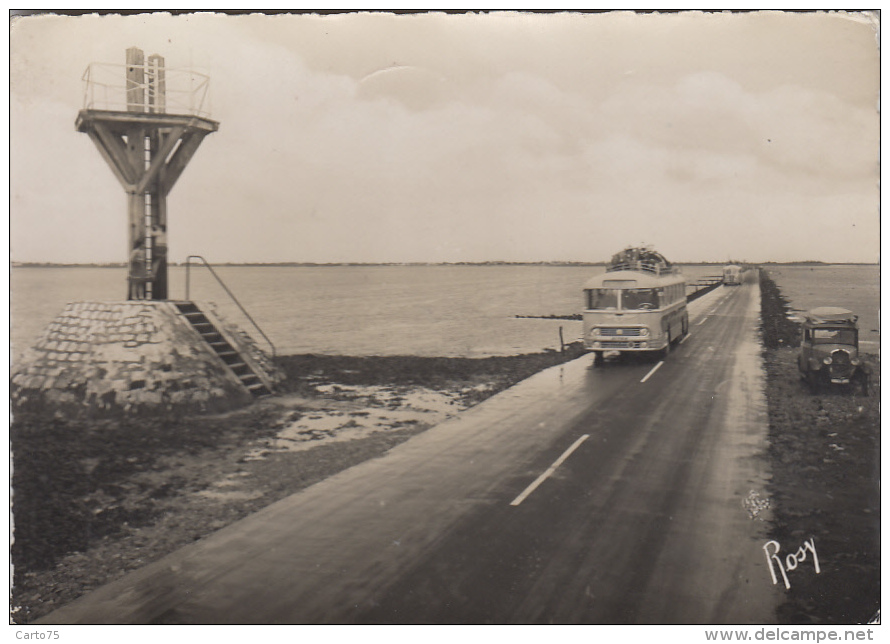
(275, 346, 585, 393)
(10, 407, 281, 579)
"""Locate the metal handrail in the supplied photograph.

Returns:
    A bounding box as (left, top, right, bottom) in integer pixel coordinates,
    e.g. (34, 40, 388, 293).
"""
(81, 62, 211, 117)
(606, 261, 677, 276)
(184, 255, 276, 358)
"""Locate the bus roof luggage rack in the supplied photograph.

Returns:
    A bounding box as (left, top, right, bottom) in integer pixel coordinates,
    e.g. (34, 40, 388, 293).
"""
(606, 246, 677, 276)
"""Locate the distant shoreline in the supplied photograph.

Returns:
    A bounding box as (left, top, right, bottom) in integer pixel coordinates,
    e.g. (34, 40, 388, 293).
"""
(9, 261, 877, 268)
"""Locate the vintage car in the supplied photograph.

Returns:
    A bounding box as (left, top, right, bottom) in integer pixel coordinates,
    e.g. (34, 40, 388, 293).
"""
(797, 307, 869, 395)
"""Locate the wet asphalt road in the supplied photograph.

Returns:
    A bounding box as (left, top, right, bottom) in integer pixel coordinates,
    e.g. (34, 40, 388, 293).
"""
(40, 281, 781, 624)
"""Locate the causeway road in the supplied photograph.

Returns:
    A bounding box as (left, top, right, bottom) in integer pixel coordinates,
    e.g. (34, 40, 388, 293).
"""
(40, 280, 782, 624)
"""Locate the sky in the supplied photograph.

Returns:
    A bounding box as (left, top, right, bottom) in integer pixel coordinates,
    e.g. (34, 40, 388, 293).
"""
(9, 10, 881, 264)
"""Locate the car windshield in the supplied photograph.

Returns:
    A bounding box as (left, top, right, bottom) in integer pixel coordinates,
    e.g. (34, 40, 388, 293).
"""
(587, 289, 619, 310)
(622, 288, 659, 310)
(812, 328, 857, 345)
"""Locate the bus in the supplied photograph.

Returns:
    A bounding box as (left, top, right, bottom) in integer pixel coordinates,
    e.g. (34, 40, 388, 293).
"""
(723, 264, 742, 286)
(582, 247, 688, 364)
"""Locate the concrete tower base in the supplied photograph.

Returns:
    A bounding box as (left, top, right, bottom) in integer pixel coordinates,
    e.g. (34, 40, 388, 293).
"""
(11, 301, 282, 418)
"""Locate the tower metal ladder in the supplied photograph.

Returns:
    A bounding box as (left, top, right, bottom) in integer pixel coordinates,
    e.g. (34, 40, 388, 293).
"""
(173, 301, 272, 398)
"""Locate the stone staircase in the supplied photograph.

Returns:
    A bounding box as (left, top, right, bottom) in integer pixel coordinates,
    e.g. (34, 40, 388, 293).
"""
(173, 301, 272, 398)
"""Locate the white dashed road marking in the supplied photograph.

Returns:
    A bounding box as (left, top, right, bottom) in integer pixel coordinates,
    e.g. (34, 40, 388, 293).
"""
(510, 434, 590, 506)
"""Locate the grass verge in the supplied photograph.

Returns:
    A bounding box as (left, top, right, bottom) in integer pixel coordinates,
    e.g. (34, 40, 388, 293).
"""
(759, 269, 880, 624)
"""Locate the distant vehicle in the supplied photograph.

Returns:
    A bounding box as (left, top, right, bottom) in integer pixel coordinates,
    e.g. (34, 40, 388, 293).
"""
(582, 246, 688, 364)
(723, 264, 742, 286)
(797, 307, 869, 395)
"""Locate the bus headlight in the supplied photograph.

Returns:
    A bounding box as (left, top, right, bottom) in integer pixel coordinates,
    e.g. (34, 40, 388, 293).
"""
(823, 356, 833, 365)
(639, 327, 650, 337)
(593, 341, 601, 348)
(640, 341, 648, 348)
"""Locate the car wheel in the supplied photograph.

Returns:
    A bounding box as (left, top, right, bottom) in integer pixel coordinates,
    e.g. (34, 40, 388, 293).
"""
(807, 371, 821, 394)
(858, 374, 869, 397)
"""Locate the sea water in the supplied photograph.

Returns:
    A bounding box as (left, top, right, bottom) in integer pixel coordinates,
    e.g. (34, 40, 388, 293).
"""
(15, 264, 872, 359)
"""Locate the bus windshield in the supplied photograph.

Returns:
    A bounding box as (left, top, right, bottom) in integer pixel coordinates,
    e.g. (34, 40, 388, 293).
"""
(622, 288, 659, 310)
(587, 289, 619, 310)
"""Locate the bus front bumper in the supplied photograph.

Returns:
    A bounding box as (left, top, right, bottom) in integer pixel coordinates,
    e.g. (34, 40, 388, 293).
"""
(584, 339, 667, 351)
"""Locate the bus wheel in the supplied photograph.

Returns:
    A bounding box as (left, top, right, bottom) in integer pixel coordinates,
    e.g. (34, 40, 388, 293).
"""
(661, 332, 671, 359)
(593, 351, 604, 366)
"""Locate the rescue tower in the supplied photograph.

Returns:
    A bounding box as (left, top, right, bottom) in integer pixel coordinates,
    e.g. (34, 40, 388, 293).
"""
(76, 47, 218, 300)
(11, 48, 280, 417)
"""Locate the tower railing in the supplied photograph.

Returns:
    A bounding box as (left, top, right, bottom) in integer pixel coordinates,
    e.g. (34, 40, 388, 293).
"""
(184, 255, 276, 358)
(82, 62, 212, 118)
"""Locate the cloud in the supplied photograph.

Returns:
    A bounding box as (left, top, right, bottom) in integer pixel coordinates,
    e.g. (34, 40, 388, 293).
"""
(598, 71, 877, 181)
(357, 65, 453, 111)
(9, 13, 880, 264)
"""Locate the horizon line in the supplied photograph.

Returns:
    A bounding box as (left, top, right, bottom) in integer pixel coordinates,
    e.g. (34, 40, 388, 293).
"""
(10, 260, 877, 267)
